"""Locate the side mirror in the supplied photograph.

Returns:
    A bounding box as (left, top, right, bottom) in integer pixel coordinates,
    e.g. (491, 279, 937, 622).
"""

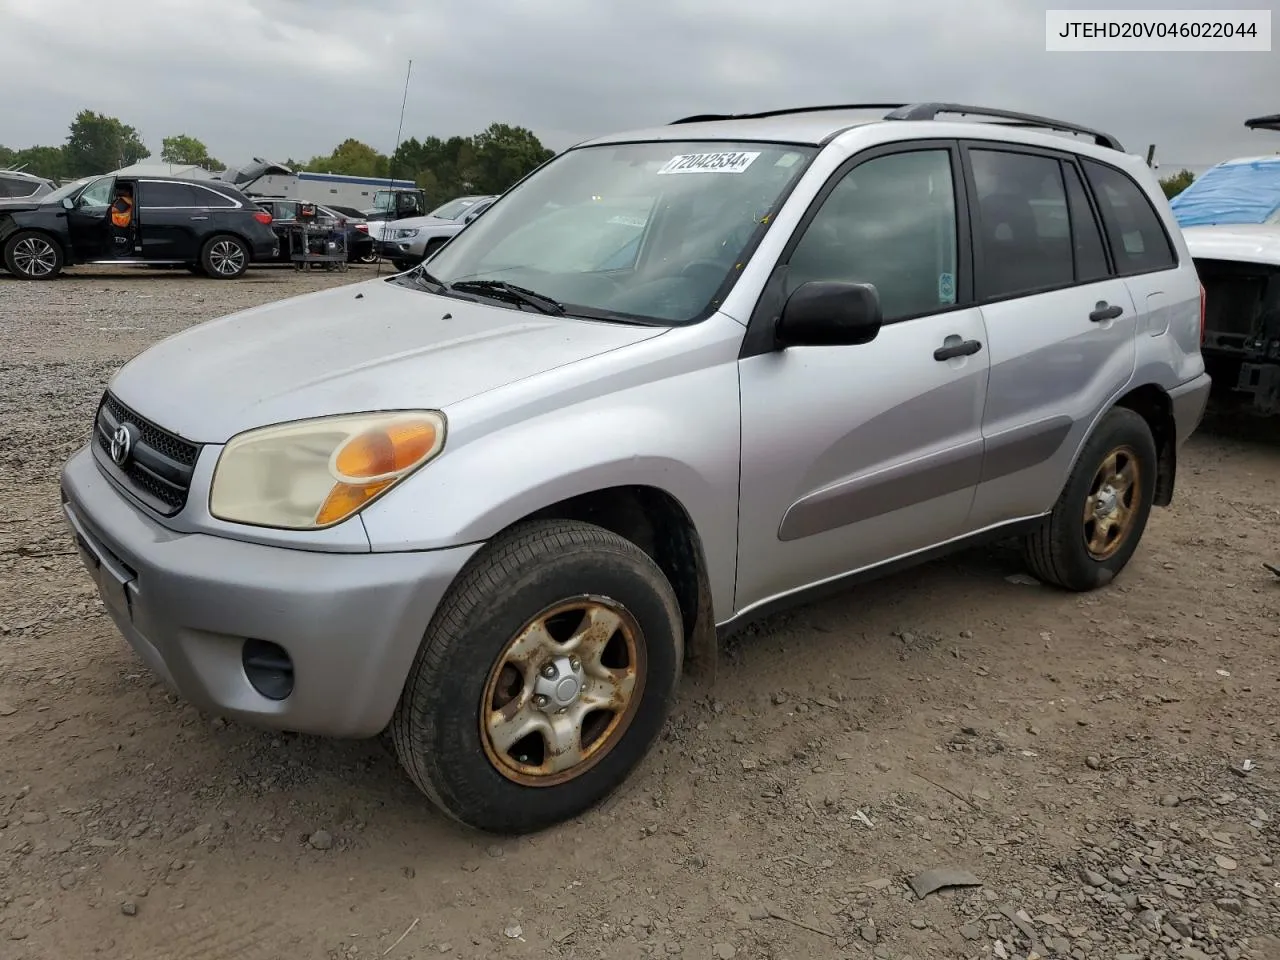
(61, 197, 74, 210)
(775, 280, 883, 348)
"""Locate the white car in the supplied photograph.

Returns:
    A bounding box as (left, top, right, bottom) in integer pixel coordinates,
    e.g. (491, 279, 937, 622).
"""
(1171, 113, 1280, 417)
(372, 195, 497, 269)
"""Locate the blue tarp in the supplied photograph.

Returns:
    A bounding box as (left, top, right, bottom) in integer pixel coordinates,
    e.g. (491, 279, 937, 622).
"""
(1169, 156, 1280, 227)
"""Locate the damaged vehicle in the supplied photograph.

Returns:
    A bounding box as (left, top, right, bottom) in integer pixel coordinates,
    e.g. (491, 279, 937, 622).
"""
(1171, 114, 1280, 417)
(1, 173, 278, 280)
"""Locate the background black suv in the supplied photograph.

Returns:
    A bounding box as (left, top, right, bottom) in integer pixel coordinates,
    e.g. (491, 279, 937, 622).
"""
(0, 174, 278, 280)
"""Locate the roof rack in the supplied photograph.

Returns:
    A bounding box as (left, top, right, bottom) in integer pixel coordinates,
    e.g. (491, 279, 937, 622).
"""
(669, 103, 907, 125)
(667, 101, 1125, 152)
(1245, 114, 1280, 132)
(884, 103, 1124, 151)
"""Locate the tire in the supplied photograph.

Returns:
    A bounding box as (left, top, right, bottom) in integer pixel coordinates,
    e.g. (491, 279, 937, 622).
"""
(392, 259, 414, 272)
(391, 519, 683, 834)
(3, 231, 63, 280)
(1021, 407, 1157, 591)
(199, 234, 249, 279)
(422, 237, 447, 259)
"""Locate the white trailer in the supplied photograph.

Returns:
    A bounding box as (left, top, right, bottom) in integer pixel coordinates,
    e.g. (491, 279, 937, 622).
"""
(215, 160, 427, 219)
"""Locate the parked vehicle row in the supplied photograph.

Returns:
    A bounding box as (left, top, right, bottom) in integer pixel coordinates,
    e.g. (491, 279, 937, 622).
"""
(60, 102, 1210, 835)
(0, 171, 497, 279)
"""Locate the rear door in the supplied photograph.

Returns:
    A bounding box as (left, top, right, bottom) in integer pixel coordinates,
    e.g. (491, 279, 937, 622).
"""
(137, 180, 201, 260)
(735, 142, 992, 611)
(963, 142, 1139, 529)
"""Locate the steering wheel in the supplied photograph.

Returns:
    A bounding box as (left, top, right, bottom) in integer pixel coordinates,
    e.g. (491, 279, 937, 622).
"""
(679, 258, 730, 285)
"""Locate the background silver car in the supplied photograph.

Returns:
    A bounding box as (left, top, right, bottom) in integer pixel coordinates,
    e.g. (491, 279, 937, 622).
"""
(373, 194, 497, 268)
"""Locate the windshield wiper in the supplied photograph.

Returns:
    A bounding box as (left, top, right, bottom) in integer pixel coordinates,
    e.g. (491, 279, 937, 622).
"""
(448, 279, 566, 315)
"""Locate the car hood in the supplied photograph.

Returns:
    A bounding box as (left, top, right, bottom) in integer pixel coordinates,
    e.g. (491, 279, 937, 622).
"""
(107, 277, 668, 443)
(1183, 224, 1280, 267)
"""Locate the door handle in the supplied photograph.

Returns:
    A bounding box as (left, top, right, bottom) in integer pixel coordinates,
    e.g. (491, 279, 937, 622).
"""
(189, 216, 209, 221)
(1089, 301, 1123, 322)
(934, 338, 983, 361)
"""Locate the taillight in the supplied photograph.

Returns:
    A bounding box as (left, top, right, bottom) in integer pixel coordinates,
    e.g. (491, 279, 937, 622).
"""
(1199, 283, 1206, 343)
(356, 224, 368, 233)
(253, 210, 272, 225)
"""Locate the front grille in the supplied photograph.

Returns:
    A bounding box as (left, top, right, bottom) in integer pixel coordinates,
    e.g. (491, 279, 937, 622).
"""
(94, 392, 201, 516)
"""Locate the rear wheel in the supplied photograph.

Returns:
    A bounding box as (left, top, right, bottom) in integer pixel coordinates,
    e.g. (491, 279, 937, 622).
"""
(3, 231, 63, 280)
(1022, 407, 1157, 591)
(199, 235, 249, 279)
(391, 519, 683, 834)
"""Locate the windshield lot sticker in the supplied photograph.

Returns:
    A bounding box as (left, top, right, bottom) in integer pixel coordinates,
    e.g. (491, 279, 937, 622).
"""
(657, 152, 761, 175)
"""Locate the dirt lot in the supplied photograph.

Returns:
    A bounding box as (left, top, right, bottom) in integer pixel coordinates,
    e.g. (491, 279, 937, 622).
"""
(1, 264, 1277, 960)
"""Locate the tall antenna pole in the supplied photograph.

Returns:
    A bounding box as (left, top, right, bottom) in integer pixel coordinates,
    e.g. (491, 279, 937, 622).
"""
(376, 59, 414, 277)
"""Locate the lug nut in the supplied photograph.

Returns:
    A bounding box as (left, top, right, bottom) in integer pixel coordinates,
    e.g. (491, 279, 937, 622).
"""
(541, 663, 557, 679)
(569, 657, 581, 672)
(534, 694, 549, 708)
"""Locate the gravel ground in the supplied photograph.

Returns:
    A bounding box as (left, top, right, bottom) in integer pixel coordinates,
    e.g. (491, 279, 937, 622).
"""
(1, 264, 1278, 960)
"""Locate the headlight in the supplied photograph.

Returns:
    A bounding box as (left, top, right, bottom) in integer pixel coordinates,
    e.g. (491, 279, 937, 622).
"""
(209, 411, 446, 530)
(394, 227, 420, 240)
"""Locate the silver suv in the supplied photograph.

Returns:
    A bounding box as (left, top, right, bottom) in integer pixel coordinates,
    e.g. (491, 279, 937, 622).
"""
(60, 103, 1211, 834)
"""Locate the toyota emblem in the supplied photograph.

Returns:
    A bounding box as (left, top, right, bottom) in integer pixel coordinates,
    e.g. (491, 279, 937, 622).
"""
(109, 424, 133, 465)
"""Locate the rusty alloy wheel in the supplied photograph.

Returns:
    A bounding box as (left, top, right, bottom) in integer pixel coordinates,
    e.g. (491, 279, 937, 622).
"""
(480, 595, 647, 787)
(1083, 444, 1142, 561)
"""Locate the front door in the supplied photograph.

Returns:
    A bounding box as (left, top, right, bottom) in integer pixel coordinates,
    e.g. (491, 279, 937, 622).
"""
(136, 179, 201, 261)
(65, 175, 116, 260)
(959, 144, 1139, 530)
(735, 142, 991, 613)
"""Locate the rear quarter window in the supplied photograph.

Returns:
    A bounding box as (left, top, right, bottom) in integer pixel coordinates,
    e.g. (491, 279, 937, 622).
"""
(1081, 160, 1177, 274)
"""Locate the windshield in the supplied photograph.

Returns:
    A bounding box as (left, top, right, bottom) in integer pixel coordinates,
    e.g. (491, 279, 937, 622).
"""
(422, 141, 817, 324)
(430, 197, 485, 220)
(40, 176, 97, 204)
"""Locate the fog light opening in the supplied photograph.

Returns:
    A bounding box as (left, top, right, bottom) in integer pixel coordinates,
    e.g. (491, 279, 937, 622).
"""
(242, 639, 295, 701)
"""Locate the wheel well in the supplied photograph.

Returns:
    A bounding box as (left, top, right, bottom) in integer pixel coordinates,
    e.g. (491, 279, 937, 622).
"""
(519, 485, 718, 681)
(1114, 384, 1176, 506)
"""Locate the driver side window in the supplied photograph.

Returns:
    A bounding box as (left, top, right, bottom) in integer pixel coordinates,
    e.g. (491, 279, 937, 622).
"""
(78, 177, 117, 208)
(787, 149, 959, 322)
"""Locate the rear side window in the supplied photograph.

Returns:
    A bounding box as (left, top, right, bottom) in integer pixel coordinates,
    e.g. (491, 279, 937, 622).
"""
(140, 181, 197, 207)
(1081, 160, 1177, 274)
(1062, 163, 1110, 282)
(191, 184, 239, 208)
(969, 149, 1074, 299)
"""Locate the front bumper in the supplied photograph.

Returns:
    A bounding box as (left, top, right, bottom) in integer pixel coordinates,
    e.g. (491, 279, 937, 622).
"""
(1169, 370, 1212, 445)
(375, 238, 416, 261)
(60, 445, 479, 738)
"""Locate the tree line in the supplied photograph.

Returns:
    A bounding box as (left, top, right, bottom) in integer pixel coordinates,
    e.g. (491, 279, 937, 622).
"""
(1, 109, 556, 201)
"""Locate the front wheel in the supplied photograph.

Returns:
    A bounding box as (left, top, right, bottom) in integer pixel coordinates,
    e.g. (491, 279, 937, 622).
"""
(1021, 406, 1157, 591)
(3, 231, 63, 280)
(391, 519, 683, 834)
(199, 235, 249, 279)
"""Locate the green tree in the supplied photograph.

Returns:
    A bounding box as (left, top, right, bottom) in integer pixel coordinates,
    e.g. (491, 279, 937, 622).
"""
(469, 123, 555, 194)
(64, 110, 148, 176)
(160, 134, 221, 170)
(12, 146, 69, 181)
(0, 145, 16, 169)
(304, 138, 387, 178)
(1160, 169, 1195, 199)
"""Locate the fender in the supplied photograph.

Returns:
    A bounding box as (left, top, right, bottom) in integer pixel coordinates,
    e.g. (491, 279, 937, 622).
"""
(359, 368, 743, 622)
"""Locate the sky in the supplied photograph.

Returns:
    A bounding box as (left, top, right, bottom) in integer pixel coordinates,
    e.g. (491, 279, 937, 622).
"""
(0, 0, 1275, 174)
